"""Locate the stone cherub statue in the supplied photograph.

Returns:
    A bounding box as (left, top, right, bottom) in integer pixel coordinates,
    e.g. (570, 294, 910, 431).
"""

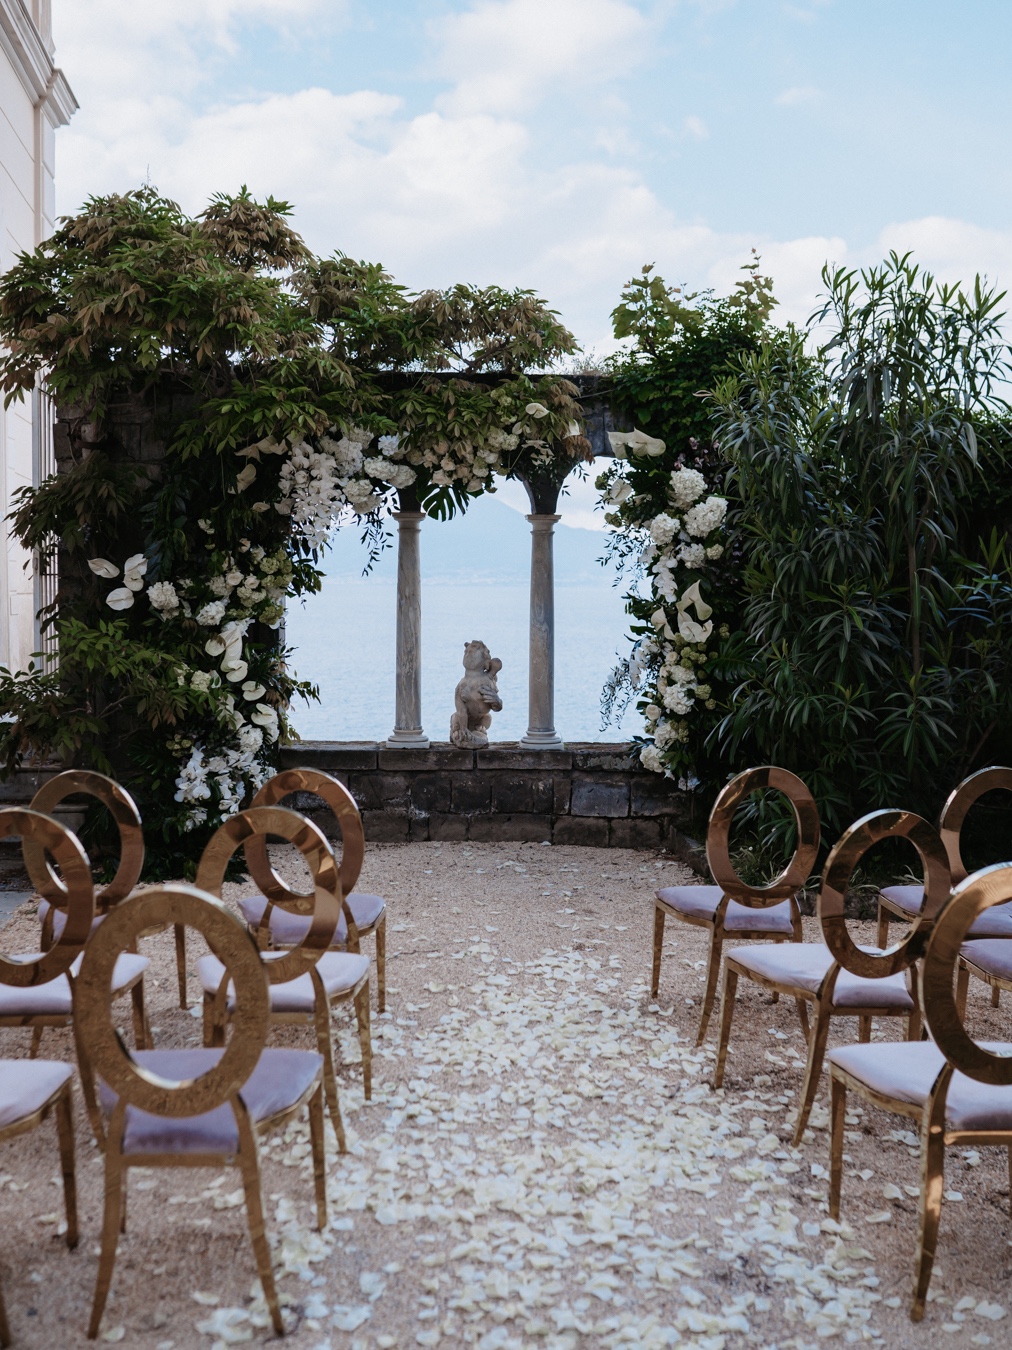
(450, 640, 503, 748)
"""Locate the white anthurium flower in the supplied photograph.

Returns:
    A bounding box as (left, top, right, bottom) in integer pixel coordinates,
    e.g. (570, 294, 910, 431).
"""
(676, 580, 713, 622)
(88, 558, 119, 578)
(224, 660, 249, 684)
(234, 463, 257, 492)
(122, 553, 148, 591)
(567, 420, 580, 437)
(204, 634, 227, 657)
(677, 612, 713, 643)
(626, 427, 666, 457)
(525, 402, 549, 418)
(105, 587, 135, 610)
(251, 501, 270, 513)
(607, 430, 630, 459)
(241, 680, 267, 701)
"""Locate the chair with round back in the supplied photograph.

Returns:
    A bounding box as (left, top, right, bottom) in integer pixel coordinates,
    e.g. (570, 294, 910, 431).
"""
(829, 860, 1012, 1320)
(195, 805, 371, 1148)
(716, 808, 949, 1144)
(0, 804, 149, 1135)
(0, 809, 88, 1347)
(238, 768, 387, 1012)
(877, 767, 1012, 967)
(75, 881, 327, 1339)
(28, 769, 190, 1009)
(651, 767, 820, 1045)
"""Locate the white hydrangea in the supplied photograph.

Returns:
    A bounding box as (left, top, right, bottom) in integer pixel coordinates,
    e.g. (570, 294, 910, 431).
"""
(640, 744, 664, 773)
(649, 513, 679, 546)
(654, 721, 679, 750)
(669, 467, 707, 508)
(147, 581, 179, 613)
(706, 544, 724, 560)
(663, 685, 694, 715)
(684, 495, 728, 537)
(676, 542, 707, 568)
(195, 599, 228, 627)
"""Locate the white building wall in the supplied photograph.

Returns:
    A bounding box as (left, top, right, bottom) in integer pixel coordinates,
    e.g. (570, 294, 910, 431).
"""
(0, 0, 74, 672)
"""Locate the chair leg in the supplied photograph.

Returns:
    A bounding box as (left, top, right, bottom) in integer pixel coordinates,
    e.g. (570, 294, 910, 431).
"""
(0, 1276, 9, 1349)
(795, 998, 811, 1041)
(354, 985, 373, 1101)
(911, 1120, 946, 1320)
(956, 963, 970, 1021)
(696, 927, 723, 1046)
(375, 915, 387, 1015)
(235, 1116, 284, 1336)
(793, 1004, 832, 1145)
(308, 1082, 328, 1231)
(174, 924, 187, 1009)
(829, 1073, 845, 1220)
(858, 1015, 872, 1043)
(130, 981, 151, 1050)
(650, 905, 665, 999)
(714, 967, 738, 1088)
(1007, 1145, 1012, 1217)
(907, 1006, 922, 1041)
(55, 1084, 78, 1249)
(313, 998, 346, 1152)
(876, 903, 890, 951)
(29, 1026, 43, 1059)
(992, 985, 1001, 1008)
(88, 1152, 125, 1338)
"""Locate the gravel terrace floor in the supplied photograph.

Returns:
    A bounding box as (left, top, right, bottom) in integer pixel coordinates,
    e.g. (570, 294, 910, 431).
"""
(0, 839, 1009, 1350)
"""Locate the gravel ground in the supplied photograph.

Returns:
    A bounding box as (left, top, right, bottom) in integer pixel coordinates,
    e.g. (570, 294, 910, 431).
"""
(0, 839, 1009, 1349)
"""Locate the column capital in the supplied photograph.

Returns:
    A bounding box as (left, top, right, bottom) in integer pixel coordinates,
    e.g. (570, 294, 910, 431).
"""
(391, 511, 425, 526)
(525, 513, 561, 529)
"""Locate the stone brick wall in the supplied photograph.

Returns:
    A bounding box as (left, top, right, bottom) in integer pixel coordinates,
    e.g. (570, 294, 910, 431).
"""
(279, 742, 705, 864)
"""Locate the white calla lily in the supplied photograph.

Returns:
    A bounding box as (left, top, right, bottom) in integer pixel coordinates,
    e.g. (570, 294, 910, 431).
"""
(88, 558, 119, 578)
(105, 587, 135, 611)
(525, 402, 549, 418)
(676, 581, 713, 622)
(235, 464, 257, 491)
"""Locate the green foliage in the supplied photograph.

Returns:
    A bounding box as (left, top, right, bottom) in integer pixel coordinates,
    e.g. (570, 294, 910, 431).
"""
(711, 253, 1012, 835)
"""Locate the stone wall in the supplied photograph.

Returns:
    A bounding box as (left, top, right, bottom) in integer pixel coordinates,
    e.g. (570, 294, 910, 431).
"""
(279, 741, 705, 865)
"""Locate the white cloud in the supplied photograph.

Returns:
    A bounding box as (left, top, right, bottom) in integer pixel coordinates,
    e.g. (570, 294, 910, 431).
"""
(684, 114, 709, 139)
(775, 84, 819, 106)
(434, 0, 649, 114)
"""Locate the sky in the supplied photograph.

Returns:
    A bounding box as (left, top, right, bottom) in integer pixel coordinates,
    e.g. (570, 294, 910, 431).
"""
(49, 0, 1012, 362)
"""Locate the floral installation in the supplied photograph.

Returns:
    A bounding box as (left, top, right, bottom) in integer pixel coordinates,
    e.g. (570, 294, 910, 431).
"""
(598, 438, 730, 781)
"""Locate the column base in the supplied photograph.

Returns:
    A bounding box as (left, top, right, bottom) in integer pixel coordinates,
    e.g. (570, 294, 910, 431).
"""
(385, 730, 430, 749)
(518, 731, 564, 750)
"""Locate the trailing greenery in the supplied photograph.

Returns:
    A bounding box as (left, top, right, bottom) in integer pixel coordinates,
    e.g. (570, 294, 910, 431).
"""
(0, 186, 590, 873)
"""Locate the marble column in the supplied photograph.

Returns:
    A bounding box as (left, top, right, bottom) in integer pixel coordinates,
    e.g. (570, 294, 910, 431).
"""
(386, 510, 429, 748)
(519, 512, 564, 749)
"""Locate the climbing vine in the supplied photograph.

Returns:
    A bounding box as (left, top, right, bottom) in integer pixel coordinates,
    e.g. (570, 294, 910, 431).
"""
(0, 187, 589, 872)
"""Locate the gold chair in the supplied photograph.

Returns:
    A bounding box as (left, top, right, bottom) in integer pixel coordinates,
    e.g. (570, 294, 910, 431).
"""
(877, 766, 1012, 960)
(651, 767, 820, 1044)
(195, 806, 371, 1148)
(238, 768, 388, 1012)
(0, 804, 149, 1106)
(75, 881, 327, 1339)
(0, 809, 85, 1347)
(29, 770, 190, 1009)
(715, 808, 948, 1142)
(829, 859, 1012, 1320)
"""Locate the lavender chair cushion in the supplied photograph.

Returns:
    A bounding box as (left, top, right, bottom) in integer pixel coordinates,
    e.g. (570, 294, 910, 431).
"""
(880, 885, 1012, 938)
(961, 939, 1012, 981)
(0, 952, 148, 1017)
(729, 942, 914, 1009)
(656, 885, 795, 935)
(0, 1060, 72, 1131)
(197, 950, 370, 1014)
(829, 1040, 1012, 1131)
(238, 892, 385, 946)
(98, 1047, 323, 1155)
(36, 899, 105, 941)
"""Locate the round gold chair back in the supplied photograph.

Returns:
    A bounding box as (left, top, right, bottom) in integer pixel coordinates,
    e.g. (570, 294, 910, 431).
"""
(706, 767, 821, 907)
(77, 885, 269, 1116)
(938, 766, 1012, 885)
(247, 768, 364, 902)
(196, 806, 340, 984)
(923, 862, 1012, 1086)
(0, 808, 94, 986)
(820, 809, 950, 979)
(27, 770, 143, 912)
